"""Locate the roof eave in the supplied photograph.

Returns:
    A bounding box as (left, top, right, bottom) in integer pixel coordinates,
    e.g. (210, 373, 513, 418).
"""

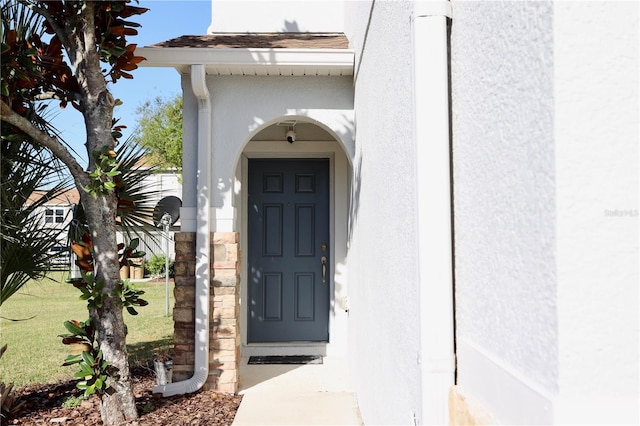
(135, 47, 355, 76)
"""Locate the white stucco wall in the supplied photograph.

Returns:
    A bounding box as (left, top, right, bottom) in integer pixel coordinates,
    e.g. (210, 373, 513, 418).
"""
(554, 2, 639, 423)
(450, 1, 558, 423)
(343, 2, 423, 424)
(452, 0, 639, 424)
(209, 0, 344, 33)
(206, 75, 354, 229)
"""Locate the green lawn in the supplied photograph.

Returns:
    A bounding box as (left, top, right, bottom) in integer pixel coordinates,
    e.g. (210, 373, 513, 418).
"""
(0, 271, 174, 388)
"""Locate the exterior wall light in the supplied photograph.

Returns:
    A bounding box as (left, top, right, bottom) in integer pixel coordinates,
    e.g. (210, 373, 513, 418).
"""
(286, 129, 296, 143)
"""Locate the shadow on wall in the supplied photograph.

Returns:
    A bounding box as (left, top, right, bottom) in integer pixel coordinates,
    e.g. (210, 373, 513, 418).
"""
(282, 21, 300, 32)
(348, 153, 362, 244)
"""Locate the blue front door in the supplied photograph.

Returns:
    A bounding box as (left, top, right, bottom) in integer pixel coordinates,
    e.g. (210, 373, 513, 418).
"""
(248, 159, 330, 342)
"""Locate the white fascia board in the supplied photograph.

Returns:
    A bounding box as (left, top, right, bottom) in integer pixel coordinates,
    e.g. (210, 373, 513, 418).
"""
(136, 47, 355, 76)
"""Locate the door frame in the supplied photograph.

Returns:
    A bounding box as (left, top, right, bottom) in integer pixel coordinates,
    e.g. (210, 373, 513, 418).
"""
(238, 139, 350, 356)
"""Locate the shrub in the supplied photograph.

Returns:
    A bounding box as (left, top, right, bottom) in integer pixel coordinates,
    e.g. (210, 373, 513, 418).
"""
(146, 254, 173, 277)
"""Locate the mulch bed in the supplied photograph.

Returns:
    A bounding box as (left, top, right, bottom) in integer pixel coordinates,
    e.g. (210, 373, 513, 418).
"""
(5, 366, 242, 425)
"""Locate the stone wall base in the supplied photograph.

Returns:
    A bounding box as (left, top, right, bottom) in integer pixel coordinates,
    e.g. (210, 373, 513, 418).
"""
(172, 232, 241, 393)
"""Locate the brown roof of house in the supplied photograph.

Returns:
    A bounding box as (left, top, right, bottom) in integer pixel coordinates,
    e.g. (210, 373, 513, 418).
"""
(146, 33, 349, 50)
(26, 188, 80, 206)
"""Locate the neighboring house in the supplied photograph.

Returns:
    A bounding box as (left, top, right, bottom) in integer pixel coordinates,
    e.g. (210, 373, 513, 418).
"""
(27, 188, 78, 233)
(138, 1, 638, 424)
(26, 169, 183, 266)
(26, 188, 79, 264)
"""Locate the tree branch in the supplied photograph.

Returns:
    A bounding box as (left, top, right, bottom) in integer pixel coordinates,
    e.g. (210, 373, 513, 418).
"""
(19, 0, 74, 58)
(1, 100, 88, 188)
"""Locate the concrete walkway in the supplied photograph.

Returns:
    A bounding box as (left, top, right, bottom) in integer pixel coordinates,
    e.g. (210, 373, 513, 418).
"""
(232, 356, 363, 425)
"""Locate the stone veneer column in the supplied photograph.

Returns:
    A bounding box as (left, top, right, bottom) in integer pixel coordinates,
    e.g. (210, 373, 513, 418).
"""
(172, 232, 196, 384)
(171, 232, 241, 393)
(209, 232, 241, 392)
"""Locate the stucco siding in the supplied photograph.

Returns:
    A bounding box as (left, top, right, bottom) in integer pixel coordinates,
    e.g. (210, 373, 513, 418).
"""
(344, 2, 422, 424)
(451, 1, 639, 424)
(450, 1, 558, 422)
(554, 1, 639, 423)
(209, 74, 353, 202)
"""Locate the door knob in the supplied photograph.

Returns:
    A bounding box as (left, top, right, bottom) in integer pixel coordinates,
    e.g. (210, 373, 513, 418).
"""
(321, 256, 327, 283)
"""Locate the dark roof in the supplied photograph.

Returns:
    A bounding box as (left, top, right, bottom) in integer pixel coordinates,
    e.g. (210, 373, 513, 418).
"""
(146, 33, 349, 49)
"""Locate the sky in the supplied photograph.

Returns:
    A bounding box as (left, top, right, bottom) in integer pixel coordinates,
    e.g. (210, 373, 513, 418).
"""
(51, 1, 212, 165)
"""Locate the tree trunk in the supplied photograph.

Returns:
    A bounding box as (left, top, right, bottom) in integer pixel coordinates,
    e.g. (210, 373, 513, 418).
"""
(82, 190, 138, 424)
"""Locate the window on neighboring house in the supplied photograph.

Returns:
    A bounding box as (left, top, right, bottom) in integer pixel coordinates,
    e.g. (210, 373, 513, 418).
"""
(45, 208, 65, 224)
(45, 209, 54, 223)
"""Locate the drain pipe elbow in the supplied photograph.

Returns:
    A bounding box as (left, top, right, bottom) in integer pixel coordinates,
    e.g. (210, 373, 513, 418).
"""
(153, 64, 211, 397)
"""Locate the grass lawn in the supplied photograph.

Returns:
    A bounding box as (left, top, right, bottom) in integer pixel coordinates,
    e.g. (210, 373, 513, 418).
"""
(0, 271, 174, 388)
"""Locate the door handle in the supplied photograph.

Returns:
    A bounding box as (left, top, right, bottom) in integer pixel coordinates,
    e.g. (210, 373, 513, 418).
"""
(321, 256, 327, 283)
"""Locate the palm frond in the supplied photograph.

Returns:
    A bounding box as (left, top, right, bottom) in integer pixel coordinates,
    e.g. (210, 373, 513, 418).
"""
(1, 123, 70, 306)
(115, 135, 163, 243)
(70, 135, 164, 246)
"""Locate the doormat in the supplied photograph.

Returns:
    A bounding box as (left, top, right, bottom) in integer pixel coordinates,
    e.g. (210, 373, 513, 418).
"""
(248, 355, 323, 365)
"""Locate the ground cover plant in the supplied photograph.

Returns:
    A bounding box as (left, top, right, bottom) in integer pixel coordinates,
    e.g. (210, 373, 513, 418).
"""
(0, 274, 243, 424)
(0, 272, 173, 388)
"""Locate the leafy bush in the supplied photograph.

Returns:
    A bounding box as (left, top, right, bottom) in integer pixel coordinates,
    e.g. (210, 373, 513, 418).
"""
(146, 254, 173, 277)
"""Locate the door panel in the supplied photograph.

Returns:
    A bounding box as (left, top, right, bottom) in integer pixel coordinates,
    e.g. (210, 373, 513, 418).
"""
(248, 159, 329, 342)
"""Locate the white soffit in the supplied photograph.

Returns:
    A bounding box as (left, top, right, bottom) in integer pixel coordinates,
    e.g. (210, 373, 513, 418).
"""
(136, 47, 354, 76)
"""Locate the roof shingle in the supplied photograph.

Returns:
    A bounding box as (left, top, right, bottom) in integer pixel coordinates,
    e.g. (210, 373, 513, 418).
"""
(146, 33, 349, 50)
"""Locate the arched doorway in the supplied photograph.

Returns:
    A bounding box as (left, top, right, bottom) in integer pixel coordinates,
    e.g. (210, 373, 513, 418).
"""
(234, 118, 352, 357)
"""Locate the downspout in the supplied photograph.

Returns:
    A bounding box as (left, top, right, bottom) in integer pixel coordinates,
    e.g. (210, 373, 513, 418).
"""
(153, 64, 211, 396)
(412, 1, 455, 424)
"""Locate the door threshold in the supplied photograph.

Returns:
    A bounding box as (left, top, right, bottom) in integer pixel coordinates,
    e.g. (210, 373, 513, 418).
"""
(242, 342, 328, 357)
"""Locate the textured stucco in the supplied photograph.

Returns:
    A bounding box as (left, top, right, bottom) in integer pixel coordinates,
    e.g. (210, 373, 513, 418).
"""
(450, 0, 558, 421)
(181, 74, 354, 217)
(208, 75, 354, 208)
(344, 1, 422, 424)
(452, 0, 639, 424)
(554, 1, 639, 423)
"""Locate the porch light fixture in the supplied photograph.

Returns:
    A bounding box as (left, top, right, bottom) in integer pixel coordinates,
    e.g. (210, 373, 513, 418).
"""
(286, 128, 296, 143)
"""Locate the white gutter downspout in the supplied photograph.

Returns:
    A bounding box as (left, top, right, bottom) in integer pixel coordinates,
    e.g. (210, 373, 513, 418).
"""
(412, 1, 455, 424)
(153, 64, 211, 396)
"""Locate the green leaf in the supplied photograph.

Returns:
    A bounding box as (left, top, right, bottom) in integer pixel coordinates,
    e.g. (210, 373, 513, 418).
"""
(126, 306, 138, 315)
(84, 386, 96, 398)
(62, 354, 82, 366)
(74, 367, 93, 378)
(81, 350, 95, 366)
(63, 320, 85, 336)
(129, 238, 140, 250)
